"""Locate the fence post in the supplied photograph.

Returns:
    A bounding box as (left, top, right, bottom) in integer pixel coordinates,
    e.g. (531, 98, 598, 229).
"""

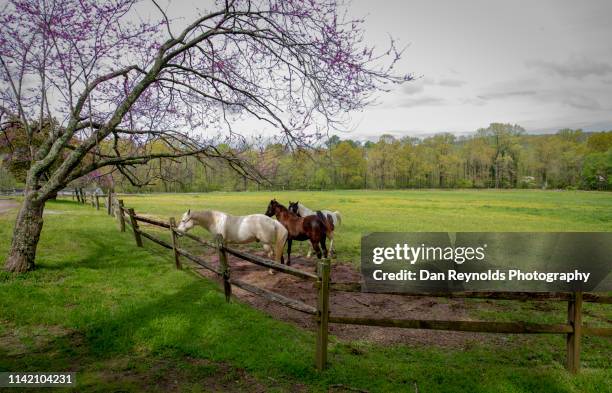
(107, 191, 112, 215)
(117, 200, 126, 232)
(566, 291, 583, 373)
(315, 258, 331, 371)
(127, 208, 143, 247)
(215, 234, 231, 302)
(169, 217, 182, 270)
(95, 195, 100, 210)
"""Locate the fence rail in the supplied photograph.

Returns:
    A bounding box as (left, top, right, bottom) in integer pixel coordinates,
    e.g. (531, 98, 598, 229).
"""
(328, 316, 575, 334)
(330, 283, 612, 303)
(176, 247, 222, 275)
(72, 193, 611, 374)
(224, 247, 319, 281)
(229, 278, 318, 315)
(132, 214, 171, 229)
(139, 230, 173, 249)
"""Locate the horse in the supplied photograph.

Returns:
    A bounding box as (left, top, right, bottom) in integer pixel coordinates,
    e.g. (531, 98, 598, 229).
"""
(288, 201, 340, 257)
(176, 209, 288, 268)
(265, 199, 333, 265)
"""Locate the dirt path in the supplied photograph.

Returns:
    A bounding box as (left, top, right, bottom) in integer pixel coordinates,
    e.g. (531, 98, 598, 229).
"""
(0, 199, 19, 215)
(195, 248, 504, 348)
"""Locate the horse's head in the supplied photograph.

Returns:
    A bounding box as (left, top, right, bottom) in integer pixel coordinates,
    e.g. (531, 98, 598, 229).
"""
(265, 199, 280, 217)
(288, 201, 301, 216)
(176, 209, 194, 233)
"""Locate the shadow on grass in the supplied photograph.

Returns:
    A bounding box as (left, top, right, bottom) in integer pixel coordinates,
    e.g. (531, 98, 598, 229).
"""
(2, 270, 600, 392)
(2, 211, 609, 392)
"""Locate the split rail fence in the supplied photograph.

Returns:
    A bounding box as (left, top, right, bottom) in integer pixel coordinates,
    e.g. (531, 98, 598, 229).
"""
(71, 192, 612, 374)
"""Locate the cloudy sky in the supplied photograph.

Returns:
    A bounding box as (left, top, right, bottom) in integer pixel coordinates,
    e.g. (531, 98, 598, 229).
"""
(348, 0, 612, 138)
(156, 1, 612, 139)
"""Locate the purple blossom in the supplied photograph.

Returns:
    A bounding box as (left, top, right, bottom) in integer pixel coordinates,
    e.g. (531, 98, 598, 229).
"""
(0, 0, 408, 194)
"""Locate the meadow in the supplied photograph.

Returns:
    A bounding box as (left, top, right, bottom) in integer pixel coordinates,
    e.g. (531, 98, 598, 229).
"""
(1, 190, 611, 392)
(120, 189, 612, 264)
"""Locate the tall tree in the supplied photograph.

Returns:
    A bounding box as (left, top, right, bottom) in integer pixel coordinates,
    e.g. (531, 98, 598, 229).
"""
(367, 134, 399, 189)
(587, 131, 612, 153)
(332, 140, 365, 188)
(462, 135, 494, 187)
(477, 123, 524, 188)
(0, 0, 406, 272)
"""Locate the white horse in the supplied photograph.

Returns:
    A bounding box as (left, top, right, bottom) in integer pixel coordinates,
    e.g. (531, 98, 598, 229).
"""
(177, 210, 288, 267)
(288, 201, 341, 257)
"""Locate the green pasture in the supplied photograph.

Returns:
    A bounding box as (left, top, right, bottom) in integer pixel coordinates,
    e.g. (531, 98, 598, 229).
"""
(1, 190, 611, 392)
(120, 189, 612, 264)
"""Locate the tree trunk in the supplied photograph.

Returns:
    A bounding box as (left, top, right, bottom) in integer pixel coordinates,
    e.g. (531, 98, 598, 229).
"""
(4, 194, 45, 273)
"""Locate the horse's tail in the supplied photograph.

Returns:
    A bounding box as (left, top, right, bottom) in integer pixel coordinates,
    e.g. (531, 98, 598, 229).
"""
(333, 211, 341, 226)
(316, 211, 335, 235)
(274, 221, 288, 264)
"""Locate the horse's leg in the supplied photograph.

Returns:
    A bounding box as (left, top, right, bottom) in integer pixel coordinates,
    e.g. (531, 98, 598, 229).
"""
(274, 234, 286, 265)
(328, 232, 335, 258)
(320, 234, 328, 258)
(303, 240, 312, 258)
(263, 243, 273, 259)
(260, 243, 273, 274)
(287, 238, 293, 266)
(311, 238, 323, 259)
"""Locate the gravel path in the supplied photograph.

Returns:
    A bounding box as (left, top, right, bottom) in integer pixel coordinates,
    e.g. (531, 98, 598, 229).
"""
(0, 199, 19, 215)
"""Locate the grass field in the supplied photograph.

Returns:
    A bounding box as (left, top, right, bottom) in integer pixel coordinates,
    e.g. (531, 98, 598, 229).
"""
(120, 189, 612, 263)
(1, 190, 611, 392)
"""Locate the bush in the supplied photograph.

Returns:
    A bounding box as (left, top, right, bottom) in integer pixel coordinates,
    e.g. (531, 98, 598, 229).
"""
(518, 176, 537, 189)
(454, 179, 473, 188)
(581, 150, 611, 190)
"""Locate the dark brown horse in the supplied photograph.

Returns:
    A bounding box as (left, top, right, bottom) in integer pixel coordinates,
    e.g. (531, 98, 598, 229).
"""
(265, 199, 334, 265)
(288, 201, 337, 258)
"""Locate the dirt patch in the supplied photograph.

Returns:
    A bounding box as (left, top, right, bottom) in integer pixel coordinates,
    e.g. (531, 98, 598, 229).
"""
(194, 248, 503, 348)
(0, 200, 62, 215)
(0, 198, 19, 214)
(0, 322, 76, 356)
(95, 357, 286, 393)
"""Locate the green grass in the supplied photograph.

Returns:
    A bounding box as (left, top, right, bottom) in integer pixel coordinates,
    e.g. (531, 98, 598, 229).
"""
(0, 191, 611, 392)
(120, 189, 612, 263)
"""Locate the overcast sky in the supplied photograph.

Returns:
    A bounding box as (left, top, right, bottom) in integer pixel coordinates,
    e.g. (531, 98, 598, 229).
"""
(348, 0, 612, 138)
(140, 1, 612, 139)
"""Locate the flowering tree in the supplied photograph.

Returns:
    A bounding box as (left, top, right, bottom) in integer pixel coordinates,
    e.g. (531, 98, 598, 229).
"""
(0, 0, 407, 272)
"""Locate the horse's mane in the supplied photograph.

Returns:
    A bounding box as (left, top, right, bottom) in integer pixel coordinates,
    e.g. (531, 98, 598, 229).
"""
(298, 202, 314, 216)
(271, 200, 292, 214)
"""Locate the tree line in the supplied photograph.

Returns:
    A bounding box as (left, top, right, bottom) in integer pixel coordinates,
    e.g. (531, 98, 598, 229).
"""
(91, 123, 612, 192)
(2, 123, 611, 193)
(128, 123, 612, 192)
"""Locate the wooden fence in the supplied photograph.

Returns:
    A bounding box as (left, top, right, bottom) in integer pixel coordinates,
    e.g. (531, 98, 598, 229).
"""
(73, 193, 612, 374)
(69, 188, 114, 215)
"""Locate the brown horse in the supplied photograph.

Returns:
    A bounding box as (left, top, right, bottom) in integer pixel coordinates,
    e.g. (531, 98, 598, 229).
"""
(288, 201, 337, 258)
(265, 199, 334, 265)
